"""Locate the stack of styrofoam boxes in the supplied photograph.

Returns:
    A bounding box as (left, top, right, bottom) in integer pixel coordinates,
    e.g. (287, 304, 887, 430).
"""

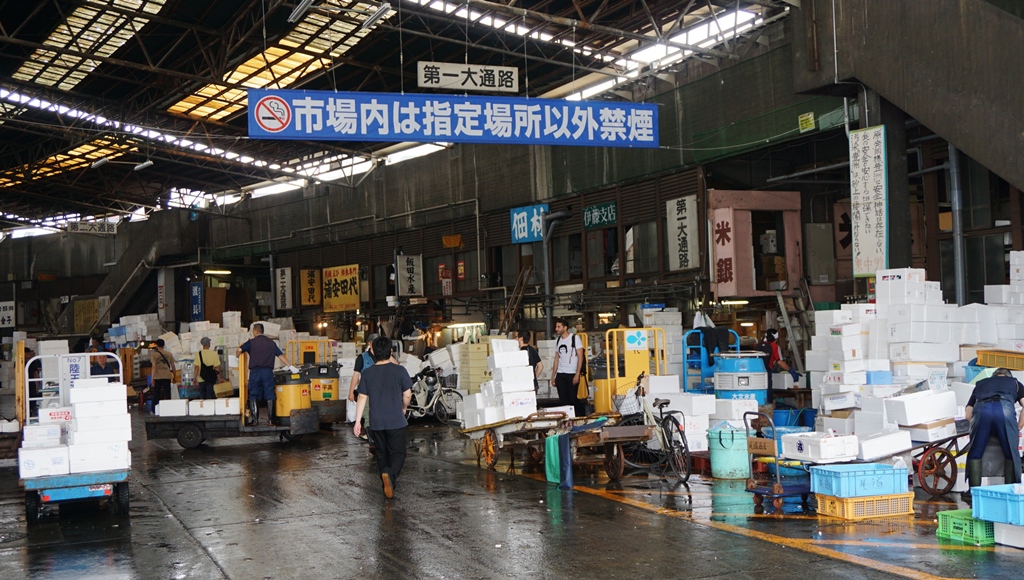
(854, 389, 957, 462)
(807, 310, 852, 410)
(222, 311, 242, 330)
(67, 378, 131, 473)
(487, 339, 537, 422)
(709, 398, 758, 430)
(398, 352, 424, 378)
(458, 342, 490, 396)
(643, 309, 685, 377)
(336, 342, 358, 364)
(427, 348, 455, 376)
(646, 377, 713, 452)
(19, 420, 69, 478)
(536, 339, 556, 398)
(816, 314, 867, 435)
(984, 250, 1024, 305)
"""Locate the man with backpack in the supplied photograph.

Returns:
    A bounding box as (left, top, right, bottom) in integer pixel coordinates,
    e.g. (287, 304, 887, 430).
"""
(348, 333, 380, 440)
(550, 318, 586, 417)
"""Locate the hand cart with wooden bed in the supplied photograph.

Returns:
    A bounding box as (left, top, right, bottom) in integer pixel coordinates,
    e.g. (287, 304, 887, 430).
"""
(460, 412, 654, 480)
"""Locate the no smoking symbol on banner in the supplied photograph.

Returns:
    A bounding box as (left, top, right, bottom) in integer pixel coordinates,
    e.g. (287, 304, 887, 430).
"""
(255, 96, 291, 133)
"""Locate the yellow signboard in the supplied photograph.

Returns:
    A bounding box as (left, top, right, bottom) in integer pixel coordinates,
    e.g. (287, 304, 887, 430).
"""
(74, 298, 99, 334)
(323, 264, 359, 312)
(300, 269, 321, 306)
(798, 111, 816, 133)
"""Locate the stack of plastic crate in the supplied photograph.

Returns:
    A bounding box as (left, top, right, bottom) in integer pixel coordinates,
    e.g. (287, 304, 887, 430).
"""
(809, 463, 912, 520)
(970, 484, 1024, 549)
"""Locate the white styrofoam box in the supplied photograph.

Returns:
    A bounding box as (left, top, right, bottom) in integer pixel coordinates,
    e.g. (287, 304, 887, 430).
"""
(949, 361, 968, 379)
(38, 407, 74, 424)
(828, 333, 866, 353)
(863, 384, 903, 397)
(858, 394, 889, 416)
(899, 418, 956, 442)
(816, 310, 854, 325)
(824, 371, 866, 385)
(889, 303, 955, 324)
(858, 429, 913, 460)
(854, 411, 895, 436)
(480, 381, 496, 399)
(781, 432, 858, 461)
(157, 399, 189, 417)
(812, 387, 822, 409)
(709, 419, 747, 430)
(188, 400, 216, 416)
(688, 433, 710, 453)
(985, 285, 1011, 305)
(884, 390, 958, 426)
(481, 407, 502, 425)
(67, 440, 129, 463)
(821, 415, 855, 435)
(494, 380, 535, 395)
(487, 350, 530, 369)
(463, 393, 484, 412)
(490, 339, 520, 353)
(69, 452, 131, 474)
(815, 321, 836, 338)
(683, 413, 709, 437)
(38, 339, 70, 353)
(71, 414, 131, 432)
(821, 382, 860, 395)
(876, 267, 927, 283)
(830, 359, 865, 373)
(427, 349, 451, 367)
(711, 399, 758, 421)
(1, 419, 19, 433)
(673, 393, 717, 416)
(864, 359, 891, 372)
(215, 398, 241, 415)
(19, 445, 70, 478)
(69, 385, 126, 404)
(544, 405, 576, 419)
(809, 372, 826, 390)
(888, 322, 928, 343)
(832, 347, 866, 362)
(647, 374, 680, 395)
(773, 373, 795, 390)
(73, 399, 128, 418)
(877, 280, 928, 305)
(823, 391, 858, 411)
(251, 320, 281, 338)
(811, 335, 828, 351)
(68, 427, 132, 445)
(23, 424, 63, 441)
(72, 378, 114, 389)
(841, 303, 879, 321)
(950, 381, 975, 408)
(829, 323, 862, 337)
(994, 523, 1024, 549)
(536, 339, 556, 351)
(805, 350, 829, 372)
(889, 342, 959, 362)
(491, 366, 535, 383)
(22, 439, 66, 449)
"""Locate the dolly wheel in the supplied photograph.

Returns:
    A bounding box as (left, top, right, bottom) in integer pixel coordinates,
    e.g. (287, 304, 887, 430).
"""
(773, 497, 785, 510)
(481, 429, 499, 468)
(604, 443, 625, 481)
(753, 493, 764, 506)
(918, 447, 956, 496)
(111, 482, 130, 515)
(281, 432, 304, 442)
(176, 423, 204, 449)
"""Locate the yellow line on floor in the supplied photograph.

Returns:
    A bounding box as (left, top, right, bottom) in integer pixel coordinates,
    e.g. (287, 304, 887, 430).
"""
(573, 485, 965, 580)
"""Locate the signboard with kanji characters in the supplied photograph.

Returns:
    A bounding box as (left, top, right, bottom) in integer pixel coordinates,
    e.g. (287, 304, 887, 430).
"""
(0, 301, 14, 328)
(323, 264, 359, 312)
(440, 266, 453, 296)
(713, 207, 738, 297)
(417, 61, 518, 93)
(300, 269, 321, 306)
(67, 221, 117, 235)
(247, 89, 658, 148)
(189, 281, 204, 322)
(275, 267, 292, 310)
(510, 204, 548, 244)
(583, 201, 617, 230)
(399, 255, 424, 297)
(73, 298, 98, 334)
(849, 125, 888, 277)
(666, 195, 698, 271)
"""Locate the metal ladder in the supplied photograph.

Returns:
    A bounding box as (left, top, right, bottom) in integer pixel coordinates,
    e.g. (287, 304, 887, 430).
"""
(774, 280, 815, 374)
(499, 266, 533, 335)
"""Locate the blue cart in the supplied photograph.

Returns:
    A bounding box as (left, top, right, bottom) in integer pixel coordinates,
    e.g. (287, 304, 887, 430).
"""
(21, 469, 130, 524)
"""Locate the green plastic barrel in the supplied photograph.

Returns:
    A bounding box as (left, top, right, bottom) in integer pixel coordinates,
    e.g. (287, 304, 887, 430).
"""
(707, 428, 751, 479)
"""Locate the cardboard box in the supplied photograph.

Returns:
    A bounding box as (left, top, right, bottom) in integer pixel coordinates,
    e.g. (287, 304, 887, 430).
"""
(71, 414, 131, 432)
(69, 385, 126, 404)
(486, 350, 530, 369)
(884, 390, 958, 426)
(858, 430, 913, 460)
(899, 418, 956, 442)
(19, 445, 70, 478)
(67, 427, 132, 445)
(73, 400, 128, 418)
(157, 399, 189, 417)
(830, 409, 855, 419)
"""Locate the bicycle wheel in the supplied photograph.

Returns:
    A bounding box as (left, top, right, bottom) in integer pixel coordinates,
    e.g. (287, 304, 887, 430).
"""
(619, 413, 662, 469)
(662, 415, 691, 484)
(434, 389, 463, 425)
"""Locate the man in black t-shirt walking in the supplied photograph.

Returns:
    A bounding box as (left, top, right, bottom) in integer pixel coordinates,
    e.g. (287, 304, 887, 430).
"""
(353, 336, 413, 499)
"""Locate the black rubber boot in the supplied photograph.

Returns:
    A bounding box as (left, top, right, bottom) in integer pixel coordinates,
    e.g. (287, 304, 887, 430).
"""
(962, 459, 983, 502)
(266, 403, 275, 426)
(1006, 459, 1021, 484)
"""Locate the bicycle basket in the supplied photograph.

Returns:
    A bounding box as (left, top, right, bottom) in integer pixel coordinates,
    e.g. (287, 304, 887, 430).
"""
(613, 387, 643, 415)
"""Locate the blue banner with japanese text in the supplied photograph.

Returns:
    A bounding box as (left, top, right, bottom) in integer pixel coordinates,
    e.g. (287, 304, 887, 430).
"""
(247, 89, 659, 148)
(511, 204, 549, 244)
(190, 282, 204, 322)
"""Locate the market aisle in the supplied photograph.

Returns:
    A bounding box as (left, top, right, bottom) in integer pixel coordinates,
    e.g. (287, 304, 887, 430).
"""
(1, 414, 1020, 579)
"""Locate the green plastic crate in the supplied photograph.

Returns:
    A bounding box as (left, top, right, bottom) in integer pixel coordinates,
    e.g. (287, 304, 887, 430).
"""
(937, 509, 995, 546)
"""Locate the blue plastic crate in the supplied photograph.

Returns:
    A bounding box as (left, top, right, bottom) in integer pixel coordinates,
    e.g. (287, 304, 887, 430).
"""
(809, 463, 909, 498)
(762, 426, 812, 454)
(972, 484, 1024, 525)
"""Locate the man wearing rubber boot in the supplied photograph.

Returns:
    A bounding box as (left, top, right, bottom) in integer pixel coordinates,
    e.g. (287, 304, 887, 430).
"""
(237, 323, 293, 426)
(353, 336, 412, 499)
(963, 368, 1024, 501)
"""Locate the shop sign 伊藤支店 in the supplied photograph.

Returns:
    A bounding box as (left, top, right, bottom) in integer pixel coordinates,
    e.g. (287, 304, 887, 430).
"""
(583, 201, 617, 230)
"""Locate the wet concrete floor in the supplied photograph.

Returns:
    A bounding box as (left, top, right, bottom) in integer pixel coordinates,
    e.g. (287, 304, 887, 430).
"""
(0, 409, 1022, 579)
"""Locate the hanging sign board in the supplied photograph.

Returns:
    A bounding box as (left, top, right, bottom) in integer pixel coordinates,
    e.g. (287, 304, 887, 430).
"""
(275, 267, 292, 310)
(300, 269, 321, 306)
(666, 195, 698, 271)
(323, 264, 360, 313)
(73, 298, 98, 334)
(399, 255, 424, 297)
(0, 300, 14, 328)
(510, 204, 548, 244)
(440, 266, 454, 296)
(248, 89, 658, 148)
(417, 61, 518, 93)
(849, 125, 888, 277)
(713, 207, 738, 297)
(189, 282, 204, 322)
(583, 201, 617, 229)
(67, 221, 117, 235)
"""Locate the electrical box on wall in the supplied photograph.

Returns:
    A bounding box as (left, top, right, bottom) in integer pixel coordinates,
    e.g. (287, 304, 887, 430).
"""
(805, 223, 836, 285)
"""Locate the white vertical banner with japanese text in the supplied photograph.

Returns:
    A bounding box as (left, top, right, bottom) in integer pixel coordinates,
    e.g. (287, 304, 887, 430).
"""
(399, 255, 424, 297)
(274, 267, 292, 310)
(666, 195, 698, 271)
(0, 301, 14, 328)
(712, 208, 738, 297)
(849, 125, 888, 277)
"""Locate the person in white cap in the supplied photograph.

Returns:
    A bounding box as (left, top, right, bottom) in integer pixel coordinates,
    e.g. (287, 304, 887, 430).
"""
(195, 336, 221, 400)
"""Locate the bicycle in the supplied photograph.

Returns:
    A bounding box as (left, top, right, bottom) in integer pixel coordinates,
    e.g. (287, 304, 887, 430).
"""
(406, 366, 464, 425)
(613, 371, 691, 483)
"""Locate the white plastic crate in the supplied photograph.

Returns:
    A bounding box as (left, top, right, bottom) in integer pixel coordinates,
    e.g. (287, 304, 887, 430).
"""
(994, 523, 1024, 549)
(781, 432, 859, 462)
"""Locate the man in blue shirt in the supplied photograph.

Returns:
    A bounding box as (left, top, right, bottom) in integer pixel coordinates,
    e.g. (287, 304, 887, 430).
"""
(353, 335, 412, 499)
(237, 323, 292, 426)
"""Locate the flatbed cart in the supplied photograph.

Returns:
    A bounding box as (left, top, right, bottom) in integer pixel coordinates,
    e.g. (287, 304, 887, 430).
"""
(22, 469, 130, 524)
(743, 411, 812, 511)
(904, 424, 971, 496)
(143, 355, 319, 448)
(462, 411, 568, 469)
(564, 421, 656, 481)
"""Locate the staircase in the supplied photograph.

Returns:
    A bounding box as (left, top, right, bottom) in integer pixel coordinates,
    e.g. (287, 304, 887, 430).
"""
(793, 0, 1024, 191)
(499, 266, 534, 335)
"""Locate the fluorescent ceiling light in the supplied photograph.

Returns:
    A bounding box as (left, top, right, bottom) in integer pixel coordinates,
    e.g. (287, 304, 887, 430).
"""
(91, 157, 109, 169)
(134, 160, 154, 171)
(203, 269, 232, 275)
(360, 2, 391, 31)
(721, 300, 749, 306)
(287, 0, 316, 23)
(740, 322, 755, 327)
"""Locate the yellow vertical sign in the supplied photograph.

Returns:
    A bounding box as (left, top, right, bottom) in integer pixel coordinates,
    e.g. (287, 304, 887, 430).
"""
(323, 264, 359, 312)
(300, 269, 321, 306)
(74, 298, 99, 334)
